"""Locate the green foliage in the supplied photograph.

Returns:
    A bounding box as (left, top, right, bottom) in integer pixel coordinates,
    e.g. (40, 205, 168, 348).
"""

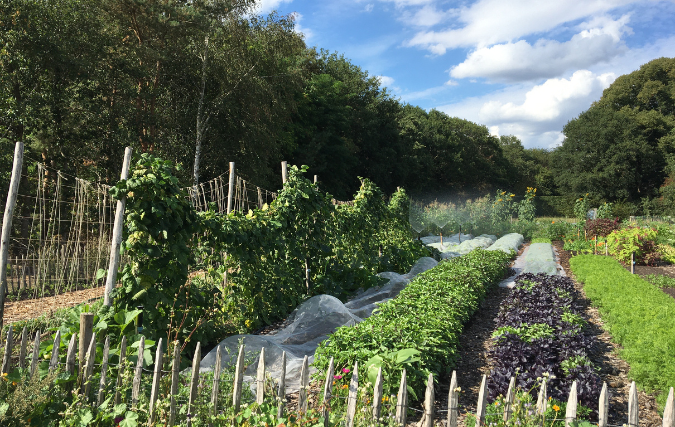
(570, 255, 675, 408)
(606, 227, 660, 265)
(657, 244, 675, 264)
(314, 249, 511, 397)
(531, 238, 552, 243)
(596, 202, 614, 219)
(492, 323, 554, 343)
(645, 274, 675, 288)
(573, 195, 590, 224)
(517, 187, 537, 222)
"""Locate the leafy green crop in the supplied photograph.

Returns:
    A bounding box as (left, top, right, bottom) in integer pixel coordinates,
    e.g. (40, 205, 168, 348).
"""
(314, 249, 511, 397)
(571, 255, 675, 408)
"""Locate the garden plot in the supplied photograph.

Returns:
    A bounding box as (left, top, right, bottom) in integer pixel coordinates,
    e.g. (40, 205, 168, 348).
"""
(499, 241, 564, 288)
(200, 257, 438, 392)
(422, 232, 498, 259)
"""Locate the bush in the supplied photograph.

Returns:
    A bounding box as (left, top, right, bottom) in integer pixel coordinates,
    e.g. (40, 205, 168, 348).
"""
(543, 221, 576, 241)
(570, 256, 675, 408)
(314, 249, 511, 397)
(584, 218, 621, 237)
(607, 227, 660, 265)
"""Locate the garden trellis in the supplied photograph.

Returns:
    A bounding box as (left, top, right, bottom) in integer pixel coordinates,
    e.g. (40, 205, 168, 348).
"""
(0, 318, 673, 427)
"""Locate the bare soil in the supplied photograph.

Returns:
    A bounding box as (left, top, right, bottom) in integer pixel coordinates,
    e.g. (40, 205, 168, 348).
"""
(2, 286, 104, 325)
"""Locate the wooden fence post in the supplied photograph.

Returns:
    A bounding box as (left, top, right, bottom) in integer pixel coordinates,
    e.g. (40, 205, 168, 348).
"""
(565, 381, 578, 427)
(82, 333, 97, 398)
(187, 342, 201, 427)
(149, 338, 163, 425)
(536, 378, 548, 415)
(232, 344, 245, 413)
(281, 161, 288, 184)
(663, 387, 674, 427)
(395, 369, 408, 426)
(97, 337, 111, 406)
(0, 141, 24, 330)
(628, 381, 638, 427)
(322, 357, 334, 427)
(131, 335, 145, 407)
(277, 351, 286, 419)
(79, 312, 94, 378)
(114, 336, 127, 405)
(346, 361, 358, 427)
(169, 341, 181, 427)
(504, 376, 516, 421)
(30, 330, 40, 379)
(299, 355, 309, 412)
(257, 347, 267, 405)
(476, 374, 488, 427)
(447, 371, 459, 427)
(227, 162, 235, 215)
(1, 325, 13, 374)
(373, 367, 383, 420)
(18, 326, 27, 370)
(422, 373, 435, 427)
(104, 147, 132, 307)
(65, 333, 77, 375)
(631, 252, 635, 274)
(599, 382, 609, 427)
(49, 330, 61, 372)
(209, 345, 222, 427)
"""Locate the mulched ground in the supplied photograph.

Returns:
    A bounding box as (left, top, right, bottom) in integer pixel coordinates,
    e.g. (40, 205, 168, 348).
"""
(2, 286, 104, 325)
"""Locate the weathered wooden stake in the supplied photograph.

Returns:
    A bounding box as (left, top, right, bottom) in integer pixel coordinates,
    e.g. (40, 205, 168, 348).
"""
(49, 330, 61, 372)
(0, 141, 24, 330)
(82, 333, 97, 398)
(536, 378, 548, 415)
(227, 162, 235, 215)
(476, 374, 488, 427)
(18, 326, 27, 370)
(131, 335, 145, 407)
(314, 175, 318, 185)
(599, 382, 609, 427)
(631, 252, 635, 274)
(65, 333, 78, 375)
(395, 369, 408, 426)
(169, 341, 181, 427)
(232, 344, 245, 413)
(373, 367, 383, 420)
(1, 325, 13, 374)
(422, 373, 435, 427)
(346, 361, 358, 427)
(79, 312, 94, 378)
(209, 345, 222, 426)
(281, 161, 288, 184)
(30, 330, 40, 379)
(97, 336, 110, 406)
(565, 380, 578, 427)
(298, 354, 309, 412)
(448, 371, 459, 427)
(277, 351, 286, 419)
(322, 357, 335, 427)
(595, 235, 598, 254)
(187, 342, 201, 427)
(628, 381, 638, 427)
(663, 387, 674, 427)
(504, 376, 516, 421)
(257, 347, 267, 405)
(114, 336, 127, 405)
(104, 146, 132, 306)
(149, 338, 163, 425)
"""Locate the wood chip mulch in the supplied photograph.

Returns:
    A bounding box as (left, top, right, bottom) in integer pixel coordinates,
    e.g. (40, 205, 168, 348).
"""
(2, 286, 104, 325)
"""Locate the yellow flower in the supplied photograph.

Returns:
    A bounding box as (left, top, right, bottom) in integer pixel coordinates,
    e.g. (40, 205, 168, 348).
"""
(498, 199, 503, 202)
(342, 384, 348, 389)
(553, 405, 560, 412)
(494, 401, 500, 406)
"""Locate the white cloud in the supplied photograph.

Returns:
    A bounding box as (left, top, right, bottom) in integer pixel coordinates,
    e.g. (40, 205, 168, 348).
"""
(450, 15, 631, 82)
(256, 0, 293, 14)
(377, 75, 396, 87)
(437, 70, 616, 147)
(364, 3, 374, 12)
(291, 12, 314, 41)
(400, 4, 455, 27)
(405, 0, 638, 54)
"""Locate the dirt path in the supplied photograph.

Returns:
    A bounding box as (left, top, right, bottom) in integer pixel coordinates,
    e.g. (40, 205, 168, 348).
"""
(2, 286, 104, 325)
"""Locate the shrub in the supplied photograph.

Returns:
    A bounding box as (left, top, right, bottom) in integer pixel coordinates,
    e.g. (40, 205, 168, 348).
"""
(571, 256, 675, 408)
(584, 218, 621, 237)
(544, 221, 576, 241)
(607, 227, 660, 265)
(314, 249, 511, 397)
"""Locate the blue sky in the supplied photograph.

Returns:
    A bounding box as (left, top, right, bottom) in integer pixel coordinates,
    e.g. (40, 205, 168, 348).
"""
(255, 0, 675, 149)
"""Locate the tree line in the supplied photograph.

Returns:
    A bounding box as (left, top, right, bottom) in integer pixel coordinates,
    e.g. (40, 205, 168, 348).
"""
(1, 0, 673, 216)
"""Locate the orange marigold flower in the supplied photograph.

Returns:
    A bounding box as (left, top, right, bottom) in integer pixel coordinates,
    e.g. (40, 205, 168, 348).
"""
(553, 405, 560, 412)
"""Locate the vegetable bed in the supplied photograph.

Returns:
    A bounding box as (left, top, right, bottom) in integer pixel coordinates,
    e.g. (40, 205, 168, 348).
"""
(571, 255, 675, 407)
(488, 273, 601, 409)
(314, 248, 511, 396)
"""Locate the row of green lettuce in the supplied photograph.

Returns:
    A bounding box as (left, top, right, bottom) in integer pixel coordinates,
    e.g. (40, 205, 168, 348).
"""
(570, 255, 675, 408)
(314, 248, 512, 398)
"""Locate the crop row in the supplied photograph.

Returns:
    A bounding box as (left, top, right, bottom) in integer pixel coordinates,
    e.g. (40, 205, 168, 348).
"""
(314, 248, 512, 397)
(487, 273, 602, 409)
(571, 255, 675, 407)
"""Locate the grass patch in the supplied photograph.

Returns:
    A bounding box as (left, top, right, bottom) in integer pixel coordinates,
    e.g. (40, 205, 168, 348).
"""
(531, 237, 552, 243)
(570, 255, 675, 409)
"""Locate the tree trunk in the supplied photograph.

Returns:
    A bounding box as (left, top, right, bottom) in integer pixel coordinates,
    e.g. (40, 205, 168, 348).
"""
(193, 35, 210, 187)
